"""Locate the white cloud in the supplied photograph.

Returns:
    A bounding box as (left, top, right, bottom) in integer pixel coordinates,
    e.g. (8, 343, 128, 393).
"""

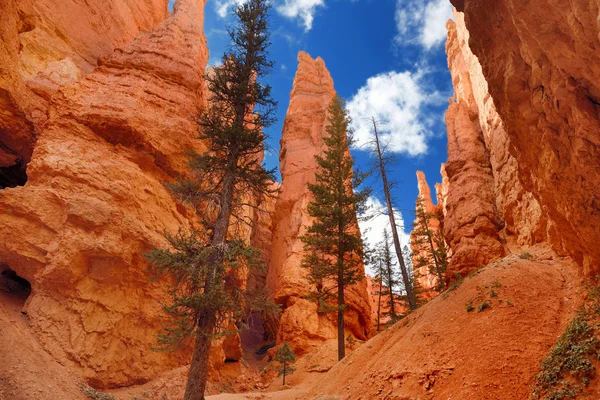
(395, 0, 453, 49)
(347, 70, 442, 156)
(359, 196, 411, 277)
(215, 0, 324, 31)
(276, 0, 325, 31)
(215, 0, 248, 18)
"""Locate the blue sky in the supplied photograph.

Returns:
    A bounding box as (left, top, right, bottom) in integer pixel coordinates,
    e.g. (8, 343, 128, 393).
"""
(169, 0, 454, 269)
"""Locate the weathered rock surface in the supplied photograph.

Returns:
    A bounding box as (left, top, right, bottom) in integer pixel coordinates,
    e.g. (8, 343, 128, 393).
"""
(442, 16, 506, 277)
(0, 0, 213, 388)
(266, 52, 371, 354)
(450, 0, 600, 273)
(0, 0, 169, 187)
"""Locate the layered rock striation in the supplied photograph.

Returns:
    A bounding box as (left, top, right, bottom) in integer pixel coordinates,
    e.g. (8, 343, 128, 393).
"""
(0, 0, 169, 188)
(0, 0, 215, 388)
(266, 52, 371, 354)
(448, 0, 600, 273)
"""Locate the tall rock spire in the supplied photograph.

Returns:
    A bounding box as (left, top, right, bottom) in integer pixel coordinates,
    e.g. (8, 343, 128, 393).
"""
(267, 51, 371, 354)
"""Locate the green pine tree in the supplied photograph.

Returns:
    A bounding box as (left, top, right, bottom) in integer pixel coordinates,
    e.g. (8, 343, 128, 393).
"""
(273, 342, 296, 386)
(379, 229, 400, 321)
(403, 244, 425, 308)
(145, 1, 277, 399)
(301, 95, 370, 361)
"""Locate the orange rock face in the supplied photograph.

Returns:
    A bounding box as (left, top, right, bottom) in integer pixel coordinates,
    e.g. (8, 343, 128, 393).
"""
(0, 0, 214, 388)
(0, 0, 169, 187)
(450, 0, 600, 273)
(266, 52, 371, 354)
(442, 16, 506, 277)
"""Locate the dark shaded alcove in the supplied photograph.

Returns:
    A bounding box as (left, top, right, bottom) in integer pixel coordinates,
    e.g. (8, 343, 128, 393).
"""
(0, 159, 28, 188)
(0, 264, 31, 304)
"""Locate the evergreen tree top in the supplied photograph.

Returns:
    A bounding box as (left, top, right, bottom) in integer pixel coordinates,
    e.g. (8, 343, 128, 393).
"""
(274, 342, 296, 364)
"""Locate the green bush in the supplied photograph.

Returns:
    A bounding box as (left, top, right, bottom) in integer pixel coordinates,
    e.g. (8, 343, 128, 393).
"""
(519, 252, 534, 260)
(530, 282, 600, 399)
(465, 301, 475, 312)
(477, 301, 491, 312)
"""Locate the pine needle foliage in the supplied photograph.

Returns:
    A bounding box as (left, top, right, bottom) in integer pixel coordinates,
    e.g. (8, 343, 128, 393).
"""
(301, 95, 370, 361)
(412, 195, 448, 291)
(145, 1, 277, 399)
(273, 342, 297, 386)
(376, 229, 401, 321)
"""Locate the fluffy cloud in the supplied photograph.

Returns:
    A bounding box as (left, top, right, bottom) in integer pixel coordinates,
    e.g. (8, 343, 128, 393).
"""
(395, 0, 453, 49)
(276, 0, 325, 31)
(214, 0, 324, 31)
(346, 70, 442, 156)
(359, 196, 411, 277)
(215, 0, 248, 18)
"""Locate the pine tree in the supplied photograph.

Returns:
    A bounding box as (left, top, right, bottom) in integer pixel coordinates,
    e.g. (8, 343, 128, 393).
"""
(273, 342, 296, 386)
(372, 265, 383, 332)
(412, 195, 446, 290)
(370, 119, 417, 310)
(145, 1, 277, 399)
(379, 229, 400, 321)
(301, 95, 370, 361)
(402, 245, 424, 307)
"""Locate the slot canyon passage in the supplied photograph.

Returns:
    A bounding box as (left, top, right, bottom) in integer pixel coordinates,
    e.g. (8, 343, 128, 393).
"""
(1, 0, 599, 399)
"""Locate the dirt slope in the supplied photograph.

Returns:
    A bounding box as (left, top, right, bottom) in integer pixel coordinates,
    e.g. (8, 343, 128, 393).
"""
(306, 246, 584, 399)
(0, 291, 85, 400)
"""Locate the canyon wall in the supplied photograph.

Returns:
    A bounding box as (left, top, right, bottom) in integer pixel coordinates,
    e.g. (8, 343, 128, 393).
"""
(0, 0, 168, 188)
(445, 0, 600, 274)
(0, 0, 220, 388)
(266, 52, 371, 354)
(423, 1, 600, 278)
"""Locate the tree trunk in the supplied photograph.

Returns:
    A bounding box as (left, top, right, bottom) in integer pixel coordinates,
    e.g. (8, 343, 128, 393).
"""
(372, 118, 416, 310)
(184, 170, 236, 400)
(338, 273, 345, 360)
(184, 312, 217, 400)
(376, 273, 382, 332)
(283, 361, 286, 386)
(424, 217, 445, 289)
(387, 266, 396, 319)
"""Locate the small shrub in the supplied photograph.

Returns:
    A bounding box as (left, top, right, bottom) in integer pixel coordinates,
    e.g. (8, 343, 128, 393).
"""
(477, 301, 491, 312)
(489, 289, 497, 298)
(467, 269, 481, 279)
(530, 281, 600, 399)
(448, 273, 464, 292)
(465, 301, 475, 312)
(492, 280, 502, 288)
(520, 252, 534, 260)
(346, 334, 357, 348)
(506, 300, 514, 307)
(79, 384, 115, 400)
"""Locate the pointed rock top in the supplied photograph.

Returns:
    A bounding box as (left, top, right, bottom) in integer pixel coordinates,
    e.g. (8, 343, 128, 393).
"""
(291, 51, 335, 100)
(416, 171, 437, 213)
